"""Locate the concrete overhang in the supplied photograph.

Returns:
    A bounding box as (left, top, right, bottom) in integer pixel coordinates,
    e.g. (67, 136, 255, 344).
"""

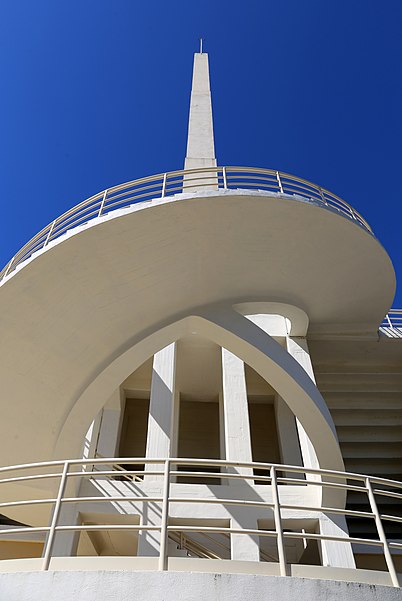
(0, 189, 395, 465)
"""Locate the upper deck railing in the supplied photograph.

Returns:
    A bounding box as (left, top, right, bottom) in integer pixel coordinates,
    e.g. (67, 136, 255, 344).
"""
(380, 310, 402, 338)
(0, 166, 372, 282)
(0, 457, 400, 586)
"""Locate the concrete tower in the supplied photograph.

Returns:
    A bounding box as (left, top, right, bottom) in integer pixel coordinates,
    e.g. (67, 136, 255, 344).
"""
(0, 51, 401, 600)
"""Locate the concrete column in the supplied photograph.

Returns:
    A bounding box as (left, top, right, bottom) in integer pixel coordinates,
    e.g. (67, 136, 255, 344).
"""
(286, 336, 355, 569)
(145, 342, 176, 465)
(275, 396, 304, 479)
(82, 412, 102, 462)
(138, 343, 176, 557)
(245, 315, 305, 476)
(96, 389, 124, 459)
(47, 502, 80, 559)
(221, 347, 259, 561)
(221, 348, 253, 470)
(286, 337, 320, 473)
(319, 513, 356, 568)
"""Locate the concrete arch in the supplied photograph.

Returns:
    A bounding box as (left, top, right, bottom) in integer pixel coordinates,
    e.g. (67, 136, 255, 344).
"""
(54, 303, 343, 477)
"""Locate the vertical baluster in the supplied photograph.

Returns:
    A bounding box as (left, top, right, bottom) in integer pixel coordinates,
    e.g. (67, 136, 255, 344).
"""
(42, 461, 69, 571)
(3, 256, 15, 278)
(98, 189, 108, 217)
(276, 171, 284, 194)
(318, 187, 328, 205)
(158, 459, 171, 571)
(161, 173, 167, 198)
(270, 465, 287, 576)
(222, 167, 228, 189)
(44, 219, 57, 247)
(366, 477, 399, 587)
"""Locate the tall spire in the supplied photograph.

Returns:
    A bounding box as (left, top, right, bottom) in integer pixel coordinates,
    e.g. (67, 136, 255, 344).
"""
(184, 51, 217, 171)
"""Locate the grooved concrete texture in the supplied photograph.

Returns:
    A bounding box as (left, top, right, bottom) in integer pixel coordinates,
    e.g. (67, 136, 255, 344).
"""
(0, 571, 400, 601)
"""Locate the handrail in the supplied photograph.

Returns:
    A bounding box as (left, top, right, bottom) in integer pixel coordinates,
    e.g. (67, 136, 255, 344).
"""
(0, 457, 400, 586)
(0, 166, 373, 282)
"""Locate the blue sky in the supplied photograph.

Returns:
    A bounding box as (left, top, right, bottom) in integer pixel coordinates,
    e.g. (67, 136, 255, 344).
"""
(1, 1, 402, 304)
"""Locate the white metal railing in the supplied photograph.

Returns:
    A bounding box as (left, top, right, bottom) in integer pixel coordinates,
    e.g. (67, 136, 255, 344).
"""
(0, 167, 372, 282)
(380, 310, 402, 338)
(0, 458, 400, 586)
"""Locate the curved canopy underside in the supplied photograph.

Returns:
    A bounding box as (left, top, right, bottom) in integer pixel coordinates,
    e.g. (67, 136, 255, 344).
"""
(0, 190, 395, 467)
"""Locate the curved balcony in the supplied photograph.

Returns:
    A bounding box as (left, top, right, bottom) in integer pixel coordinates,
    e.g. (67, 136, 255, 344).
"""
(0, 167, 373, 282)
(0, 458, 400, 587)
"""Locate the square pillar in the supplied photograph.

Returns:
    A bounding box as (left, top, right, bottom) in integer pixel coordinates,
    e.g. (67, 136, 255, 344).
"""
(287, 336, 355, 569)
(139, 343, 176, 557)
(145, 342, 176, 465)
(221, 347, 259, 561)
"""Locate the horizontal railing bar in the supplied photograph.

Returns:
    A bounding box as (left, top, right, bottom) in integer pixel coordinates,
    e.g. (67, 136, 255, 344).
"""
(169, 470, 272, 482)
(106, 181, 163, 203)
(370, 478, 402, 490)
(61, 496, 163, 504)
(0, 526, 51, 536)
(225, 166, 278, 174)
(380, 514, 402, 524)
(0, 457, 374, 484)
(281, 180, 323, 196)
(275, 477, 366, 493)
(225, 174, 278, 182)
(0, 498, 56, 509)
(166, 166, 221, 176)
(167, 526, 277, 537)
(181, 174, 220, 184)
(283, 531, 383, 547)
(51, 209, 101, 237)
(181, 181, 219, 191)
(88, 470, 164, 478)
(373, 489, 402, 500)
(168, 497, 274, 509)
(280, 504, 374, 519)
(226, 182, 279, 190)
(0, 472, 64, 486)
(96, 191, 157, 212)
(55, 524, 159, 532)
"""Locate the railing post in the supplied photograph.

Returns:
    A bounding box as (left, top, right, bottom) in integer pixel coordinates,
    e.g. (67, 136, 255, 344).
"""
(222, 167, 228, 190)
(318, 187, 328, 205)
(3, 256, 15, 278)
(42, 461, 69, 571)
(276, 171, 284, 194)
(270, 465, 287, 576)
(158, 459, 170, 571)
(366, 477, 399, 587)
(161, 173, 167, 198)
(44, 219, 57, 247)
(98, 189, 108, 217)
